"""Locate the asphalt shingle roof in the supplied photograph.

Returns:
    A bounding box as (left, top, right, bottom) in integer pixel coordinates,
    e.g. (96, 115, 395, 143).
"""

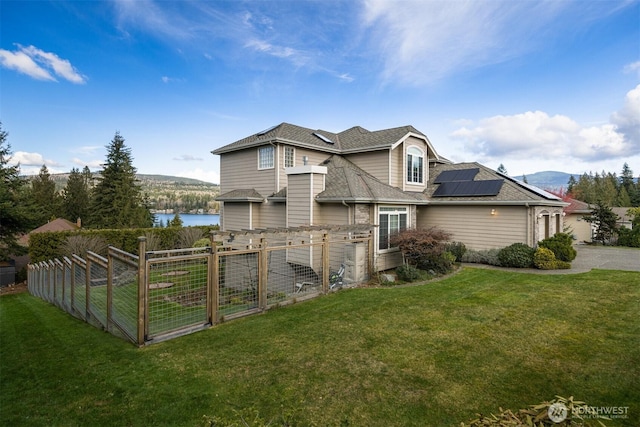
(211, 123, 428, 155)
(316, 155, 427, 203)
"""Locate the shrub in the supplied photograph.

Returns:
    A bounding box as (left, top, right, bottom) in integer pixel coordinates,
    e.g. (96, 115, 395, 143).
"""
(498, 243, 535, 268)
(617, 226, 640, 248)
(417, 251, 456, 275)
(193, 238, 211, 248)
(539, 233, 576, 262)
(461, 248, 501, 266)
(534, 247, 571, 270)
(396, 264, 421, 282)
(444, 241, 466, 262)
(62, 235, 109, 258)
(390, 227, 453, 274)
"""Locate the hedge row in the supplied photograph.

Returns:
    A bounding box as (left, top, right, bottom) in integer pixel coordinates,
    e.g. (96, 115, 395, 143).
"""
(28, 225, 219, 263)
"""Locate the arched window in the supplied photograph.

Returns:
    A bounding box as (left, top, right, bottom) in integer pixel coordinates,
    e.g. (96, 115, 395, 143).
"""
(407, 146, 424, 184)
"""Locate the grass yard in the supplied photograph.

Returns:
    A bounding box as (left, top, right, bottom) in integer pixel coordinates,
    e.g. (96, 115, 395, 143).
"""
(1, 268, 638, 426)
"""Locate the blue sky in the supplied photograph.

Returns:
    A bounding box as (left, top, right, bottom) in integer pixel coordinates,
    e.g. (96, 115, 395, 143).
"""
(1, 0, 639, 184)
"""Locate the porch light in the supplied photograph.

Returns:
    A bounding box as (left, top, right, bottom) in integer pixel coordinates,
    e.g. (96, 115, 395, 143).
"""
(490, 209, 496, 215)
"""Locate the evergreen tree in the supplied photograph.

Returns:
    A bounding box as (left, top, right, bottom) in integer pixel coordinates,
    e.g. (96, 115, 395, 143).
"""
(168, 213, 183, 227)
(582, 201, 620, 245)
(0, 124, 38, 260)
(497, 163, 508, 175)
(521, 174, 528, 184)
(30, 164, 61, 225)
(620, 163, 638, 206)
(567, 175, 577, 194)
(89, 132, 153, 229)
(62, 167, 91, 225)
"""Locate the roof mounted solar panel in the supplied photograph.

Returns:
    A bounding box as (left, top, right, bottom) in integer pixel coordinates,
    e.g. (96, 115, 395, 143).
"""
(434, 168, 479, 183)
(433, 179, 504, 197)
(313, 132, 334, 144)
(257, 125, 278, 136)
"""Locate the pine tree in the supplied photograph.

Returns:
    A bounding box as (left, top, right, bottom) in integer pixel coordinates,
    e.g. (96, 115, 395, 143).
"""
(30, 165, 62, 225)
(582, 201, 620, 245)
(62, 167, 91, 225)
(89, 132, 153, 229)
(168, 213, 183, 227)
(567, 175, 577, 194)
(497, 163, 508, 175)
(0, 123, 38, 259)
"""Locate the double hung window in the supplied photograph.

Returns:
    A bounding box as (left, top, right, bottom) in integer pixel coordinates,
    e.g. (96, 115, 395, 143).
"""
(407, 146, 424, 184)
(258, 146, 274, 169)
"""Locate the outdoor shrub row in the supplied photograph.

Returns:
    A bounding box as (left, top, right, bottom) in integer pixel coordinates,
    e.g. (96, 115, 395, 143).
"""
(462, 233, 576, 270)
(28, 225, 219, 263)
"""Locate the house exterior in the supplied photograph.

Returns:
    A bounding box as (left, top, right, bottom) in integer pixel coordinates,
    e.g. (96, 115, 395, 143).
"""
(212, 123, 567, 271)
(564, 198, 634, 243)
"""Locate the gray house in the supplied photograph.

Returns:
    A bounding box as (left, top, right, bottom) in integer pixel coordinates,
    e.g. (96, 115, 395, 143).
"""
(212, 123, 566, 271)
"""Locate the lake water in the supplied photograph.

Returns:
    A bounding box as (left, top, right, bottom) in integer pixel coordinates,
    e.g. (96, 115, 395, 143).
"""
(154, 213, 219, 227)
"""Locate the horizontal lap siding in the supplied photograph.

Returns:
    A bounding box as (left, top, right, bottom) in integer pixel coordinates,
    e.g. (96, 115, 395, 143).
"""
(345, 152, 390, 184)
(316, 204, 349, 225)
(279, 147, 330, 188)
(419, 205, 528, 250)
(258, 202, 286, 229)
(287, 177, 312, 227)
(220, 150, 276, 196)
(223, 203, 251, 231)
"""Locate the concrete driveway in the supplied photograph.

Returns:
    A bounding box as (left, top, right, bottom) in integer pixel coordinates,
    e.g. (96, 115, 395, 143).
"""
(571, 245, 640, 273)
(463, 245, 639, 274)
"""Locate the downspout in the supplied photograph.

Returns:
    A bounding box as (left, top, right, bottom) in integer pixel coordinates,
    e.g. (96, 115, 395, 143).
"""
(525, 202, 530, 246)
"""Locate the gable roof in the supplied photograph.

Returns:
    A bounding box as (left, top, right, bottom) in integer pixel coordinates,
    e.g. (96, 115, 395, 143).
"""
(211, 122, 439, 158)
(316, 155, 427, 204)
(18, 218, 80, 246)
(426, 162, 567, 206)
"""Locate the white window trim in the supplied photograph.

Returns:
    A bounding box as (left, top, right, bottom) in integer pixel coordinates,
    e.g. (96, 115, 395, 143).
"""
(284, 146, 295, 168)
(258, 146, 274, 170)
(406, 146, 424, 184)
(378, 206, 409, 252)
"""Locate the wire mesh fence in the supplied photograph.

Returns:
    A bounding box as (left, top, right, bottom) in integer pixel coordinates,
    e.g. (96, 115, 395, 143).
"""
(27, 225, 373, 346)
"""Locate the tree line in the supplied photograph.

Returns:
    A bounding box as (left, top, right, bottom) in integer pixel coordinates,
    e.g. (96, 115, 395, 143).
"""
(1, 124, 153, 260)
(566, 163, 640, 207)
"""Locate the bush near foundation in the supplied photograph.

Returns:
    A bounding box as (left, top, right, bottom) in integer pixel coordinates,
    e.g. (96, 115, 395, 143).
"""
(498, 243, 535, 268)
(534, 247, 571, 270)
(539, 233, 577, 262)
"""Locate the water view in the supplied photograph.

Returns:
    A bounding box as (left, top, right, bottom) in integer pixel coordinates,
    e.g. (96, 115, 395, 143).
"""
(153, 213, 219, 227)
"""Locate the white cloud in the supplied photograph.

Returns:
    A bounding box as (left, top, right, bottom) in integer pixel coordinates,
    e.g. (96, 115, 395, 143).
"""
(450, 85, 639, 165)
(623, 61, 640, 75)
(0, 48, 55, 81)
(360, 0, 628, 85)
(11, 151, 52, 166)
(177, 167, 219, 184)
(71, 145, 102, 155)
(0, 45, 86, 84)
(71, 158, 103, 169)
(173, 155, 203, 161)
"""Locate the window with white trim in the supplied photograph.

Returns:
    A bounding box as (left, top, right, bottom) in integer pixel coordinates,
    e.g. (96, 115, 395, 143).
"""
(407, 146, 424, 184)
(284, 146, 295, 168)
(258, 146, 274, 169)
(379, 206, 408, 250)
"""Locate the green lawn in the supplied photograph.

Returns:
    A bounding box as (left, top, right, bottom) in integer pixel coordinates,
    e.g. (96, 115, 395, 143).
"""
(1, 268, 638, 426)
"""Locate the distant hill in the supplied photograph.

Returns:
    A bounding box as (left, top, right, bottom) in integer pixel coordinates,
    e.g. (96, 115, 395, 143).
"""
(40, 173, 218, 188)
(514, 171, 577, 190)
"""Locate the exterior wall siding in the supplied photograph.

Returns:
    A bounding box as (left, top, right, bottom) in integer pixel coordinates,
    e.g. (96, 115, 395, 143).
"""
(222, 203, 252, 231)
(344, 151, 390, 184)
(287, 175, 313, 227)
(278, 146, 331, 191)
(258, 202, 286, 229)
(565, 214, 592, 243)
(418, 205, 529, 250)
(219, 150, 277, 196)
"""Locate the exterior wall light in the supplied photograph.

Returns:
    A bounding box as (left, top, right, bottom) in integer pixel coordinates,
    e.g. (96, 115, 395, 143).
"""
(490, 209, 496, 215)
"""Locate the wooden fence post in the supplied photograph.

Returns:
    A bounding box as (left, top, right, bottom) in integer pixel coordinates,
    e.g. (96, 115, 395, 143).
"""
(106, 247, 113, 333)
(208, 231, 218, 325)
(259, 238, 268, 310)
(137, 237, 147, 346)
(322, 232, 329, 293)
